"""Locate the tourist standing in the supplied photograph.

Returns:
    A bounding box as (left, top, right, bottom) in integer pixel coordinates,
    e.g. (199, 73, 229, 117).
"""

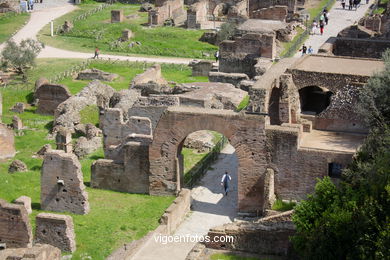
(221, 171, 232, 196)
(28, 0, 34, 11)
(341, 0, 346, 9)
(319, 20, 325, 35)
(349, 0, 353, 10)
(93, 47, 100, 59)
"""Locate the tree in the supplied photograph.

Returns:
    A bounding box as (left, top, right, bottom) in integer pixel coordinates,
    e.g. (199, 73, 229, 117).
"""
(291, 50, 390, 259)
(0, 39, 43, 81)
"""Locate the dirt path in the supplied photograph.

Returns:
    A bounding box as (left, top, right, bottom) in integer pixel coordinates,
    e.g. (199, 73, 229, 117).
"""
(128, 144, 238, 260)
(294, 0, 374, 57)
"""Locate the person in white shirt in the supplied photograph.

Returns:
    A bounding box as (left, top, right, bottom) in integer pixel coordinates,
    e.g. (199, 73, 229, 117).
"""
(221, 171, 232, 196)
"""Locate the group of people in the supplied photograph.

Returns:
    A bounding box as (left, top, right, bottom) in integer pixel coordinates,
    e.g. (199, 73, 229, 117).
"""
(311, 9, 329, 36)
(341, 0, 367, 10)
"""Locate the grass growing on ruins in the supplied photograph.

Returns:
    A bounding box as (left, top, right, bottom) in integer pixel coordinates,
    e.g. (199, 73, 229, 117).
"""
(38, 1, 217, 58)
(0, 12, 30, 43)
(210, 253, 266, 260)
(58, 60, 208, 94)
(79, 105, 100, 126)
(272, 199, 296, 211)
(0, 58, 177, 259)
(236, 95, 250, 112)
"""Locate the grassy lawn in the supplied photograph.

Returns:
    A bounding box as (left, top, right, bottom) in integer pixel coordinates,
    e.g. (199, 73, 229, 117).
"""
(271, 199, 296, 211)
(210, 253, 266, 260)
(0, 12, 30, 43)
(38, 1, 217, 59)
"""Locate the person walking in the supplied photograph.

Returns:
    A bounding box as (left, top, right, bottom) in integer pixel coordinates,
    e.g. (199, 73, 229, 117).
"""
(93, 47, 100, 59)
(221, 171, 232, 196)
(28, 0, 34, 11)
(323, 9, 329, 25)
(311, 20, 318, 35)
(214, 50, 219, 62)
(341, 0, 346, 9)
(300, 44, 307, 56)
(319, 20, 325, 35)
(349, 0, 353, 10)
(308, 46, 314, 54)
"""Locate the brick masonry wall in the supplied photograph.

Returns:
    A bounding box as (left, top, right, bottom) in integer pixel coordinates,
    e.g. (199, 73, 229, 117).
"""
(333, 37, 390, 59)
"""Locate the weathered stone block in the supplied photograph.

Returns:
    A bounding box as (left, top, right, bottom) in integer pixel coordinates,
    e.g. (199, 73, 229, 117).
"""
(35, 213, 76, 253)
(14, 196, 32, 214)
(0, 123, 16, 159)
(55, 129, 73, 153)
(111, 10, 124, 23)
(0, 199, 32, 248)
(12, 115, 23, 130)
(10, 102, 25, 113)
(0, 243, 61, 260)
(41, 150, 90, 215)
(35, 83, 71, 115)
(8, 160, 27, 173)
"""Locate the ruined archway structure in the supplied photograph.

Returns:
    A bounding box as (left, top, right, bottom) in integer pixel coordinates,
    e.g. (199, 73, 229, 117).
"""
(149, 106, 269, 213)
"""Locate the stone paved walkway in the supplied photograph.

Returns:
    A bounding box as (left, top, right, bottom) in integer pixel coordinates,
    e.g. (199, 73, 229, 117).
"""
(129, 144, 238, 260)
(294, 0, 374, 57)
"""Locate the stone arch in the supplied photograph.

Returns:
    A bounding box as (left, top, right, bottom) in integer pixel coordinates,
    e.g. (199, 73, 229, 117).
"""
(299, 86, 333, 115)
(149, 107, 269, 213)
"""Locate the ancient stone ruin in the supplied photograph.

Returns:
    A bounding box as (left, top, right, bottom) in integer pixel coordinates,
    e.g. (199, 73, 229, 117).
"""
(0, 199, 33, 248)
(111, 9, 124, 23)
(0, 123, 15, 159)
(148, 0, 187, 26)
(77, 68, 119, 82)
(41, 150, 90, 215)
(35, 81, 72, 115)
(14, 196, 32, 215)
(35, 213, 76, 253)
(0, 244, 61, 260)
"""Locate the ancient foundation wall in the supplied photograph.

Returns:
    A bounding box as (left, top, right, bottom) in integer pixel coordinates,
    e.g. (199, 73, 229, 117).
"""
(249, 0, 296, 14)
(35, 83, 72, 115)
(186, 0, 208, 29)
(333, 37, 390, 59)
(266, 125, 354, 200)
(0, 123, 15, 159)
(251, 5, 288, 21)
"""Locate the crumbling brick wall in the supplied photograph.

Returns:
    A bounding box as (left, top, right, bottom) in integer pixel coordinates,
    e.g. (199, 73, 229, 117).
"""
(333, 37, 390, 59)
(41, 150, 90, 215)
(249, 0, 296, 15)
(149, 0, 187, 26)
(186, 0, 208, 29)
(251, 5, 288, 21)
(0, 123, 16, 159)
(0, 199, 32, 248)
(35, 83, 72, 115)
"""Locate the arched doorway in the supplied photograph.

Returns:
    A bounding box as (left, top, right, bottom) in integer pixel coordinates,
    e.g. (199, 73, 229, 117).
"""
(175, 130, 238, 231)
(299, 86, 333, 115)
(149, 107, 268, 213)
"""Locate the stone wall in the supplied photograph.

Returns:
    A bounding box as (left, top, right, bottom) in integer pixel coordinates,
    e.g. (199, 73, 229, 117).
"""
(131, 64, 167, 87)
(149, 0, 186, 26)
(0, 244, 61, 260)
(159, 188, 191, 234)
(266, 125, 354, 200)
(0, 0, 20, 13)
(41, 150, 90, 215)
(249, 0, 296, 15)
(189, 59, 213, 76)
(186, 0, 208, 29)
(332, 37, 390, 59)
(251, 5, 288, 21)
(0, 123, 15, 159)
(205, 211, 295, 256)
(35, 83, 72, 115)
(35, 213, 76, 253)
(219, 33, 276, 77)
(0, 199, 32, 248)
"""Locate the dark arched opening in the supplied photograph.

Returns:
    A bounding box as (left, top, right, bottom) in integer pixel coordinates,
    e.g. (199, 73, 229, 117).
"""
(268, 87, 281, 125)
(299, 86, 333, 115)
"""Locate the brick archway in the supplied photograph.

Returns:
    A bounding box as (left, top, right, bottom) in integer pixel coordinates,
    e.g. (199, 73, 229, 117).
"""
(149, 106, 269, 213)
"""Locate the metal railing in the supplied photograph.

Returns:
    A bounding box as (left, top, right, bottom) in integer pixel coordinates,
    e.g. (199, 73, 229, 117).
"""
(281, 0, 336, 58)
(184, 136, 228, 188)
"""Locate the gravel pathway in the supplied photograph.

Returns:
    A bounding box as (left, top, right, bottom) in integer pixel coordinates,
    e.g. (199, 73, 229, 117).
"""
(294, 0, 374, 57)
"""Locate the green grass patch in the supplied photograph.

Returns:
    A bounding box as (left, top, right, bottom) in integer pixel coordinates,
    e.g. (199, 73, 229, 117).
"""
(79, 105, 100, 126)
(236, 95, 250, 112)
(0, 12, 30, 43)
(182, 148, 209, 175)
(38, 2, 217, 58)
(57, 60, 208, 94)
(210, 253, 265, 260)
(271, 199, 296, 211)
